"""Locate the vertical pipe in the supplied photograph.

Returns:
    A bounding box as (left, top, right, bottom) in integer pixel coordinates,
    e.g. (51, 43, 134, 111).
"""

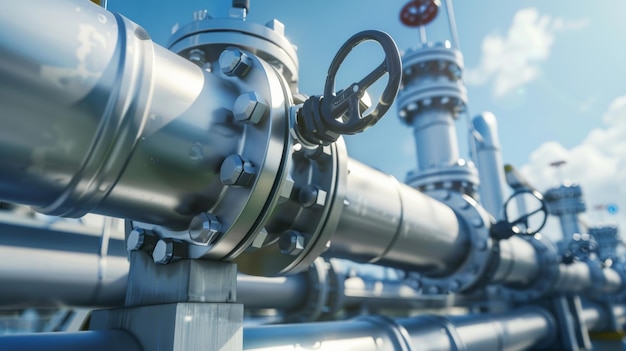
(472, 112, 507, 219)
(413, 108, 460, 171)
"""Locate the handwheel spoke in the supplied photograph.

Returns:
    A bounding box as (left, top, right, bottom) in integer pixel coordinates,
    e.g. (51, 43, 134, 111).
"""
(357, 61, 388, 92)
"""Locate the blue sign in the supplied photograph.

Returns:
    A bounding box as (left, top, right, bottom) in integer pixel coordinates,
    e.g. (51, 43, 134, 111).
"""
(607, 204, 619, 214)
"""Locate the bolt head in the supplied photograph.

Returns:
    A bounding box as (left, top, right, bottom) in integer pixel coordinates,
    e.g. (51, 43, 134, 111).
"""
(189, 213, 221, 244)
(265, 19, 285, 35)
(249, 228, 269, 250)
(127, 228, 145, 252)
(234, 92, 268, 124)
(153, 239, 174, 264)
(220, 155, 256, 186)
(298, 185, 327, 208)
(188, 49, 205, 66)
(448, 64, 462, 80)
(448, 280, 461, 292)
(279, 231, 305, 256)
(219, 49, 251, 77)
(193, 10, 210, 21)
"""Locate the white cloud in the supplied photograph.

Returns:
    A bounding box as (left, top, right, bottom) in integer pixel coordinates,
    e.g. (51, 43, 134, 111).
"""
(520, 95, 626, 240)
(465, 8, 588, 97)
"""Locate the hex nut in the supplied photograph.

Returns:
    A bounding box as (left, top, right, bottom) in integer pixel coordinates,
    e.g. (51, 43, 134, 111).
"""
(249, 227, 269, 250)
(152, 239, 186, 265)
(298, 185, 327, 208)
(127, 228, 146, 252)
(279, 230, 305, 256)
(188, 213, 221, 244)
(219, 49, 251, 77)
(220, 155, 256, 186)
(234, 92, 268, 124)
(126, 228, 158, 252)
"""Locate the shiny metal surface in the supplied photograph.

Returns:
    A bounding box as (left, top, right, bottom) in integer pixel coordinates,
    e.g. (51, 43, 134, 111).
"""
(412, 108, 461, 170)
(168, 16, 299, 91)
(0, 212, 127, 307)
(237, 274, 308, 310)
(493, 235, 540, 286)
(328, 158, 467, 275)
(0, 1, 242, 229)
(91, 302, 244, 351)
(245, 306, 557, 351)
(0, 330, 141, 351)
(472, 112, 507, 218)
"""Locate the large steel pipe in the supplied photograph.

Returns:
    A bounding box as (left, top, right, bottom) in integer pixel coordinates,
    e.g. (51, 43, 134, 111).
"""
(0, 1, 242, 229)
(244, 306, 557, 351)
(3, 304, 621, 351)
(0, 220, 425, 312)
(553, 262, 623, 295)
(492, 235, 541, 286)
(327, 158, 468, 276)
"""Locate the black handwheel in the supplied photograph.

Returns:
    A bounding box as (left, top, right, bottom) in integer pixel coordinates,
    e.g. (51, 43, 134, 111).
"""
(503, 189, 548, 236)
(321, 30, 402, 135)
(297, 30, 402, 145)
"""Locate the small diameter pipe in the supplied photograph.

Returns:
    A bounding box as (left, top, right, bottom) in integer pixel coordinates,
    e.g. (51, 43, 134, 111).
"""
(472, 112, 507, 219)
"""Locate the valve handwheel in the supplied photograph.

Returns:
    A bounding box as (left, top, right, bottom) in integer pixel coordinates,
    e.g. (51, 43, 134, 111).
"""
(503, 189, 548, 236)
(297, 30, 402, 145)
(491, 189, 548, 240)
(400, 0, 440, 27)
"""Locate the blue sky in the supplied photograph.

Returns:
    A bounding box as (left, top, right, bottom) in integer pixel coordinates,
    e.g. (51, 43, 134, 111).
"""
(108, 1, 626, 233)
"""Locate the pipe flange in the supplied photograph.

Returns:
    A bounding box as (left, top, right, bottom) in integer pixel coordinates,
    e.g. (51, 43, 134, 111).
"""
(168, 16, 299, 90)
(283, 258, 329, 322)
(398, 44, 468, 124)
(318, 258, 347, 320)
(420, 315, 467, 351)
(357, 315, 413, 351)
(234, 137, 348, 275)
(406, 160, 480, 198)
(491, 233, 559, 302)
(133, 50, 292, 263)
(419, 190, 494, 294)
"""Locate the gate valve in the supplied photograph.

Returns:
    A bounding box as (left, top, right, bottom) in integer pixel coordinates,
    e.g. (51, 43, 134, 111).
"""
(296, 30, 402, 146)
